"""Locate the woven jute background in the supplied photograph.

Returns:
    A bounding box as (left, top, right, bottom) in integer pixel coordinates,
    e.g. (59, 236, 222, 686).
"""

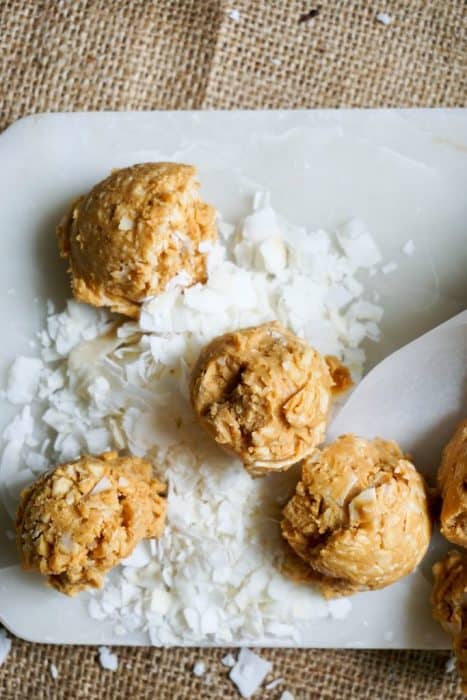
(0, 0, 465, 698)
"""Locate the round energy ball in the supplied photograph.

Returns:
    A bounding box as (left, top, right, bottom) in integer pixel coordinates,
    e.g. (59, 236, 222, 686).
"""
(281, 435, 432, 597)
(16, 451, 166, 595)
(190, 322, 334, 476)
(57, 162, 217, 318)
(432, 550, 467, 692)
(438, 419, 467, 548)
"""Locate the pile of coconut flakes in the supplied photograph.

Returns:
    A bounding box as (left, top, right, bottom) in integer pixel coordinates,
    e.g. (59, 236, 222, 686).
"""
(0, 194, 384, 645)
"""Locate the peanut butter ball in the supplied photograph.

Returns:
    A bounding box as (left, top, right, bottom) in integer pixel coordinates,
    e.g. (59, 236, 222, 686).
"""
(281, 435, 432, 597)
(190, 322, 334, 476)
(16, 451, 166, 595)
(432, 550, 467, 693)
(57, 162, 217, 318)
(438, 419, 467, 548)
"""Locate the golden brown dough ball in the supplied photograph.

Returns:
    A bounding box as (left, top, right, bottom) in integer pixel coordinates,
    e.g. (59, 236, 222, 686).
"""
(190, 322, 334, 476)
(438, 419, 467, 548)
(281, 435, 432, 597)
(432, 550, 467, 693)
(57, 162, 217, 318)
(16, 451, 166, 595)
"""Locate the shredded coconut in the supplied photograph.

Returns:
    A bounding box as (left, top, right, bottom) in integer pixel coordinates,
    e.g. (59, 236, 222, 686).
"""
(1, 198, 382, 645)
(265, 677, 284, 690)
(229, 648, 272, 698)
(98, 646, 118, 671)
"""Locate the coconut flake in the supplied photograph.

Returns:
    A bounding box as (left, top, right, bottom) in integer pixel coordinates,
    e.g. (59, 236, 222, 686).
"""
(229, 648, 272, 698)
(86, 428, 111, 454)
(258, 236, 287, 275)
(149, 587, 172, 615)
(193, 660, 206, 677)
(279, 692, 295, 700)
(445, 655, 456, 673)
(121, 541, 152, 569)
(118, 216, 134, 231)
(24, 450, 48, 473)
(98, 646, 118, 671)
(402, 239, 415, 256)
(376, 12, 392, 25)
(337, 218, 382, 268)
(265, 677, 284, 690)
(222, 653, 236, 667)
(200, 607, 219, 635)
(227, 9, 240, 22)
(347, 300, 383, 323)
(217, 217, 235, 239)
(6, 357, 43, 404)
(90, 476, 112, 495)
(49, 663, 59, 680)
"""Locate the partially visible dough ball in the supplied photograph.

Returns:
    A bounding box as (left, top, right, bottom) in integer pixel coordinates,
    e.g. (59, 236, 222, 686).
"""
(190, 322, 334, 476)
(281, 435, 432, 597)
(57, 162, 217, 318)
(432, 550, 467, 693)
(438, 419, 467, 548)
(16, 451, 166, 595)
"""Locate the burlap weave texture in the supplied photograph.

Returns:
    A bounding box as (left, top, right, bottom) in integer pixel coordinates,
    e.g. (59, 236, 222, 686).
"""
(0, 1, 465, 698)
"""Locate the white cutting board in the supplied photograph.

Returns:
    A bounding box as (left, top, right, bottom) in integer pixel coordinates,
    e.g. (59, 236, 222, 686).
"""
(0, 109, 465, 647)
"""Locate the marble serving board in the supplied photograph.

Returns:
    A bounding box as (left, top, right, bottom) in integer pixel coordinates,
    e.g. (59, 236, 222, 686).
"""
(0, 109, 465, 646)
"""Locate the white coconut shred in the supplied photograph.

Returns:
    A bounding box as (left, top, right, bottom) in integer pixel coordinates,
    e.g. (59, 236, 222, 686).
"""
(0, 195, 384, 644)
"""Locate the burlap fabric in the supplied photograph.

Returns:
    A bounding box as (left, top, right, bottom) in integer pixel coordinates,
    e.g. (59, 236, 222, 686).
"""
(0, 1, 465, 698)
